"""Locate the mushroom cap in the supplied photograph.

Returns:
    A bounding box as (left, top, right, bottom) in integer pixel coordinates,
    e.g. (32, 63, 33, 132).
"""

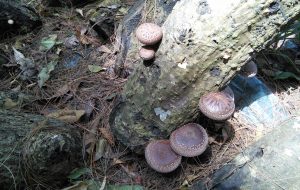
(136, 23, 163, 45)
(170, 123, 208, 157)
(240, 61, 257, 78)
(145, 140, 182, 173)
(222, 86, 234, 101)
(199, 91, 235, 121)
(139, 46, 155, 60)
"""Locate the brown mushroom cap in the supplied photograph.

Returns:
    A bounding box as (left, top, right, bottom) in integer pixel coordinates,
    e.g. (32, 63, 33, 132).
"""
(170, 123, 208, 157)
(145, 140, 182, 173)
(139, 46, 155, 60)
(222, 86, 234, 101)
(199, 91, 235, 121)
(136, 23, 163, 45)
(240, 61, 257, 78)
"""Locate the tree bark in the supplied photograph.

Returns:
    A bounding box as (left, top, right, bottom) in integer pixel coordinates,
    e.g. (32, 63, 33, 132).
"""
(111, 0, 300, 153)
(0, 0, 42, 39)
(0, 109, 82, 190)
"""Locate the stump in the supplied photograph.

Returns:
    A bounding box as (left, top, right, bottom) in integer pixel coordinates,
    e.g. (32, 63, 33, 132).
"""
(0, 109, 82, 189)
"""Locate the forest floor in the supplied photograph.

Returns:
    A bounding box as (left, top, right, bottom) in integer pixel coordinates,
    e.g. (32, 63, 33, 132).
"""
(0, 1, 299, 189)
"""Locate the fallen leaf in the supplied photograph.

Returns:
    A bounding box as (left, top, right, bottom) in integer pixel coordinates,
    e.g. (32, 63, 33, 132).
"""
(94, 138, 107, 161)
(99, 127, 115, 145)
(3, 98, 18, 109)
(38, 61, 57, 87)
(84, 114, 101, 155)
(46, 109, 85, 123)
(13, 47, 37, 80)
(97, 45, 112, 54)
(112, 158, 125, 165)
(88, 65, 105, 73)
(39, 34, 58, 51)
(64, 35, 80, 48)
(13, 47, 35, 68)
(68, 168, 91, 180)
(76, 27, 101, 45)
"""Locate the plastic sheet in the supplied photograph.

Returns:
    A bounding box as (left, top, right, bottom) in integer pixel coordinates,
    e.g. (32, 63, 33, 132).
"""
(228, 75, 290, 127)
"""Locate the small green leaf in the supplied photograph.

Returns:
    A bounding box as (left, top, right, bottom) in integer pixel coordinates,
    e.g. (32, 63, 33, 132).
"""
(68, 168, 91, 180)
(38, 61, 57, 87)
(88, 65, 105, 73)
(274, 71, 300, 81)
(40, 34, 58, 51)
(106, 185, 144, 190)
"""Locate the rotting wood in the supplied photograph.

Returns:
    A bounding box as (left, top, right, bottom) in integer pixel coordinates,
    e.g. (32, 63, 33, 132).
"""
(111, 0, 300, 153)
(0, 109, 82, 189)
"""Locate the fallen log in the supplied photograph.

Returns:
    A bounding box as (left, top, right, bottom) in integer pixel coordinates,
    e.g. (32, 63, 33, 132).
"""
(0, 109, 82, 189)
(111, 0, 300, 153)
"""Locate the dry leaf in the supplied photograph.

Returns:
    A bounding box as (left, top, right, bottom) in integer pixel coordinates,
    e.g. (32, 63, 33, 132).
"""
(93, 138, 107, 161)
(84, 114, 101, 154)
(46, 109, 85, 123)
(99, 127, 115, 145)
(76, 27, 100, 46)
(112, 158, 125, 165)
(97, 45, 112, 54)
(50, 81, 80, 99)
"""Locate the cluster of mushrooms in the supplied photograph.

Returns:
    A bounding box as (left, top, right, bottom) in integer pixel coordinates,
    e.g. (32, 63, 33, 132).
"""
(135, 23, 258, 173)
(136, 23, 163, 60)
(144, 86, 235, 173)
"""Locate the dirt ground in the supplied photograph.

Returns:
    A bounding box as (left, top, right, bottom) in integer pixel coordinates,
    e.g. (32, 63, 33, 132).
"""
(0, 1, 299, 190)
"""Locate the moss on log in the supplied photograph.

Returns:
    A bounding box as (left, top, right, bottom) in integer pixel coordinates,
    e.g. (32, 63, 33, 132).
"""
(0, 110, 82, 189)
(111, 0, 300, 153)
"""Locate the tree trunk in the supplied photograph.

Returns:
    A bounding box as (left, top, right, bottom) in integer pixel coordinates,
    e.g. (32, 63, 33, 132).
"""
(0, 0, 42, 39)
(111, 0, 300, 153)
(0, 109, 82, 190)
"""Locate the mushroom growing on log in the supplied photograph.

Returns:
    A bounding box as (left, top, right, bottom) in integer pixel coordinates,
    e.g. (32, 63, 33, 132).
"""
(139, 46, 156, 60)
(145, 139, 182, 173)
(170, 123, 208, 157)
(199, 91, 235, 121)
(240, 61, 258, 78)
(136, 23, 163, 45)
(110, 0, 300, 153)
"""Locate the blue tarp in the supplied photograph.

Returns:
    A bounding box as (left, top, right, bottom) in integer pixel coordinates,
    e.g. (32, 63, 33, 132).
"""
(228, 75, 290, 127)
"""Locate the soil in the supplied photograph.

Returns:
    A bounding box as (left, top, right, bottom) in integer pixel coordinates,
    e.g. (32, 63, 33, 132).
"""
(0, 1, 299, 189)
